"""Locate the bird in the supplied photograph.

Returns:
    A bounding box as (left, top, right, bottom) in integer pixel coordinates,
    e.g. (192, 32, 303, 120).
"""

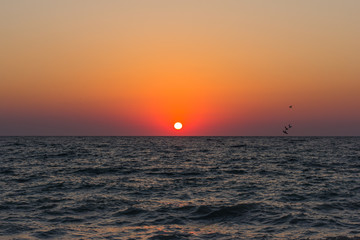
(283, 130, 288, 134)
(285, 126, 288, 130)
(288, 124, 292, 128)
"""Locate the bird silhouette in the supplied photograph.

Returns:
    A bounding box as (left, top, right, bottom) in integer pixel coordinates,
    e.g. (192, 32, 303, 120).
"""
(282, 105, 294, 134)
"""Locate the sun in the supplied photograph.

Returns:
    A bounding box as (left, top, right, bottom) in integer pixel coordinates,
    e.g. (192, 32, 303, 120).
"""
(174, 122, 182, 130)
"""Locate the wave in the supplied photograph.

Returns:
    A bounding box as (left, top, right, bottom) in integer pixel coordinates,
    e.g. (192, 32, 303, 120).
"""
(148, 232, 192, 240)
(230, 144, 247, 148)
(72, 167, 127, 175)
(33, 228, 68, 238)
(113, 207, 146, 216)
(190, 203, 259, 220)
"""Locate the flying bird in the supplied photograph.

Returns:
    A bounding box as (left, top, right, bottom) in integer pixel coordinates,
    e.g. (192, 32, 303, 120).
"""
(281, 105, 294, 134)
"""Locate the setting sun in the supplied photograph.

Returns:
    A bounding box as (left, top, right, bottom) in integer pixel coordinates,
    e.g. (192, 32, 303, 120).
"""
(174, 122, 183, 130)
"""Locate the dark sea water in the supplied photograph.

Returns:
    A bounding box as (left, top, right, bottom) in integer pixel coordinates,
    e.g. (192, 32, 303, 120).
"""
(1, 137, 360, 240)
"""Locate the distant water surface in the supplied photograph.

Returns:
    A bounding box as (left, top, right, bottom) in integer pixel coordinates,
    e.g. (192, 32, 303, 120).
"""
(1, 137, 360, 239)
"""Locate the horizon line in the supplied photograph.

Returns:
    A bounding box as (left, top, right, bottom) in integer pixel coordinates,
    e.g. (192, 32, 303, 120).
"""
(1, 135, 359, 137)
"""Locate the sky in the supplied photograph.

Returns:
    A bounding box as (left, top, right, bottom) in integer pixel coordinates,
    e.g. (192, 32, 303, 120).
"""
(1, 0, 359, 136)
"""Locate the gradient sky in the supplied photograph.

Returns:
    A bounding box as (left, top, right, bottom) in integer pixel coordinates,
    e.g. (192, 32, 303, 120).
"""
(1, 0, 359, 136)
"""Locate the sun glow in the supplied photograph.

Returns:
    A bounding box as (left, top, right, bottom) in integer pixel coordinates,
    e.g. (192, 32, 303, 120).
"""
(174, 122, 182, 130)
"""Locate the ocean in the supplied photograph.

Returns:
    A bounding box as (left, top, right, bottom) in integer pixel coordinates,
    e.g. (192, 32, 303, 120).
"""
(1, 137, 360, 239)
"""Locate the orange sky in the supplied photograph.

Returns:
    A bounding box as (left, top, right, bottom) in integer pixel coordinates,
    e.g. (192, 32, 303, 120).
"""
(1, 0, 359, 135)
